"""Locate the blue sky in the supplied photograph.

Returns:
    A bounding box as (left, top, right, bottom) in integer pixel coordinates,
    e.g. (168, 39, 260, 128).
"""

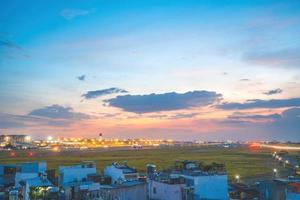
(1, 0, 300, 140)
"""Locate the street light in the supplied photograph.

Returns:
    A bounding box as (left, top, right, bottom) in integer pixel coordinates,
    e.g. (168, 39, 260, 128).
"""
(235, 174, 240, 182)
(273, 168, 278, 177)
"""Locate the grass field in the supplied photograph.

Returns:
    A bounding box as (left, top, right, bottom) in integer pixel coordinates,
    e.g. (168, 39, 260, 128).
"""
(0, 146, 280, 182)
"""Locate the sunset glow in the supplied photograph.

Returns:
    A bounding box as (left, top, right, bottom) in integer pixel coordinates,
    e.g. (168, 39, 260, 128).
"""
(0, 0, 300, 140)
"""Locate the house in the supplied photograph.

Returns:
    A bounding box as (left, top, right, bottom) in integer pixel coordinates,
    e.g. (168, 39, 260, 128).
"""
(60, 181, 101, 200)
(148, 173, 185, 200)
(99, 180, 147, 200)
(58, 161, 96, 185)
(147, 161, 229, 200)
(183, 172, 228, 200)
(78, 182, 102, 200)
(104, 162, 138, 183)
(256, 179, 286, 200)
(58, 161, 97, 200)
(286, 182, 300, 200)
(19, 173, 57, 200)
(15, 172, 39, 187)
(179, 161, 228, 200)
(0, 162, 46, 187)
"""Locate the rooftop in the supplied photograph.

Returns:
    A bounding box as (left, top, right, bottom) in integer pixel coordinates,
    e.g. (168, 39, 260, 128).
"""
(148, 160, 227, 183)
(100, 180, 145, 189)
(112, 162, 137, 174)
(21, 176, 53, 187)
(59, 161, 96, 170)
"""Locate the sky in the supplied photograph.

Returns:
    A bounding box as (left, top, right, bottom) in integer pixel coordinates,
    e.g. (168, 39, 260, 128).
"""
(0, 0, 300, 141)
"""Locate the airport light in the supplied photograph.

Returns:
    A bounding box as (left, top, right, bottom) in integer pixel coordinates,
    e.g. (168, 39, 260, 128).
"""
(47, 136, 53, 141)
(25, 136, 31, 142)
(52, 146, 60, 152)
(10, 152, 16, 157)
(4, 136, 10, 142)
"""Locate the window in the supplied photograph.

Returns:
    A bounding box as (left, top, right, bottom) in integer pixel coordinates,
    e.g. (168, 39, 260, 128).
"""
(153, 187, 157, 194)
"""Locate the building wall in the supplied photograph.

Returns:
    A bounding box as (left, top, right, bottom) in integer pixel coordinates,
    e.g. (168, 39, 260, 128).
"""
(15, 172, 38, 187)
(0, 163, 45, 187)
(184, 175, 228, 200)
(24, 182, 30, 200)
(59, 167, 96, 185)
(258, 180, 286, 200)
(100, 184, 147, 200)
(104, 166, 124, 183)
(20, 162, 46, 173)
(148, 180, 184, 200)
(0, 135, 27, 143)
(286, 192, 300, 200)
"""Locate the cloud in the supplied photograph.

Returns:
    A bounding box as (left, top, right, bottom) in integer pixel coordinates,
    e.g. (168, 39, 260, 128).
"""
(282, 107, 300, 118)
(240, 78, 250, 81)
(60, 8, 96, 20)
(219, 98, 300, 110)
(169, 113, 198, 119)
(105, 90, 222, 113)
(228, 112, 281, 122)
(245, 15, 300, 31)
(0, 113, 25, 129)
(269, 107, 300, 139)
(0, 37, 30, 58)
(258, 107, 300, 140)
(263, 88, 282, 95)
(77, 75, 86, 81)
(28, 104, 90, 120)
(82, 88, 128, 99)
(0, 105, 94, 130)
(243, 48, 300, 68)
(0, 39, 22, 50)
(219, 107, 300, 140)
(146, 113, 198, 120)
(0, 111, 78, 130)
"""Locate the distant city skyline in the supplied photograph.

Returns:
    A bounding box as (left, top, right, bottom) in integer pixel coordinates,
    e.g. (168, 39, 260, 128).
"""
(1, 0, 300, 140)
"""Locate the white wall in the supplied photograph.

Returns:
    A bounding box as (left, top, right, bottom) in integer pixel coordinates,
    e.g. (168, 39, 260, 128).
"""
(59, 167, 96, 185)
(148, 180, 184, 200)
(20, 162, 46, 173)
(184, 175, 228, 200)
(104, 165, 124, 183)
(100, 183, 147, 200)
